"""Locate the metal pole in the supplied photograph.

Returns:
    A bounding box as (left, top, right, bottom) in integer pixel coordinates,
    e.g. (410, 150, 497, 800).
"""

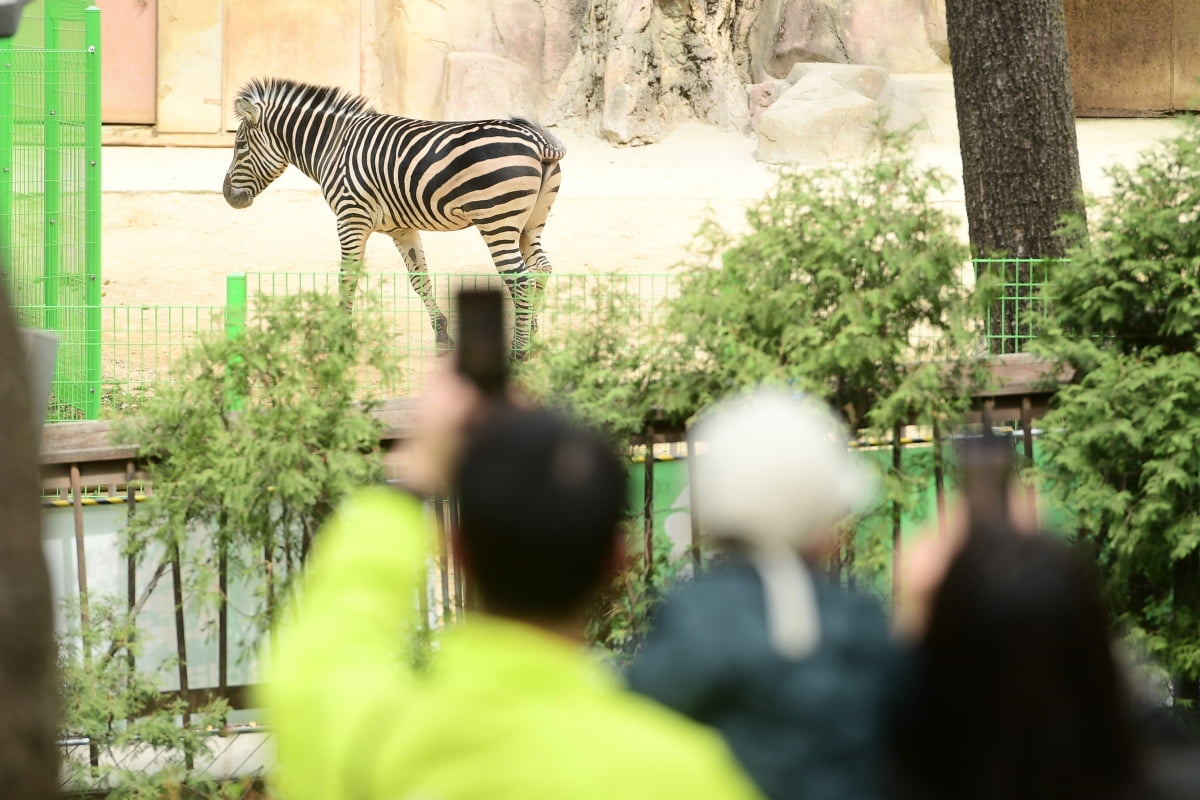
(170, 543, 193, 758)
(83, 6, 101, 418)
(42, 2, 59, 336)
(0, 39, 13, 292)
(69, 464, 89, 646)
(1020, 396, 1037, 529)
(891, 423, 903, 606)
(432, 496, 451, 623)
(932, 419, 947, 536)
(685, 429, 702, 571)
(225, 273, 247, 411)
(642, 426, 655, 579)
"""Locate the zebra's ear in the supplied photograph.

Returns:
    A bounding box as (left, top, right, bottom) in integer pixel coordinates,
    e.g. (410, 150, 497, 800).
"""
(234, 97, 261, 127)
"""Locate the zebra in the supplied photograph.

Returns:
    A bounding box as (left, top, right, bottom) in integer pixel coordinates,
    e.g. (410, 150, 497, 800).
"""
(221, 77, 564, 360)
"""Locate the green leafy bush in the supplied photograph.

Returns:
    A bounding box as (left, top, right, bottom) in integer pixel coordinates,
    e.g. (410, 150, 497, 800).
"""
(1038, 118, 1200, 706)
(116, 284, 399, 634)
(57, 597, 237, 799)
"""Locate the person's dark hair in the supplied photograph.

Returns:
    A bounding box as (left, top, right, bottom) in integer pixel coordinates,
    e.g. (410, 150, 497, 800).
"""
(891, 526, 1145, 800)
(454, 408, 627, 620)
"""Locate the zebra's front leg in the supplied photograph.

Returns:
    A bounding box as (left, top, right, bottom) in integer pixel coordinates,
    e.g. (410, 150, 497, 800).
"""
(337, 220, 371, 312)
(391, 229, 453, 352)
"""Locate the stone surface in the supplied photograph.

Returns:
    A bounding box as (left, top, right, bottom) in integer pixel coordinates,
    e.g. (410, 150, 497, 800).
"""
(147, 0, 951, 139)
(754, 64, 892, 163)
(444, 52, 540, 120)
(750, 63, 959, 162)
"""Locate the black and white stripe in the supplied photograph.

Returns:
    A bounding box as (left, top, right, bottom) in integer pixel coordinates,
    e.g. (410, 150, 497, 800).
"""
(222, 77, 564, 358)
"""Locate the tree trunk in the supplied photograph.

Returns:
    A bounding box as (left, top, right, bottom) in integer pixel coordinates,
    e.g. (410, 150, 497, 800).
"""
(944, 0, 1084, 353)
(0, 284, 57, 798)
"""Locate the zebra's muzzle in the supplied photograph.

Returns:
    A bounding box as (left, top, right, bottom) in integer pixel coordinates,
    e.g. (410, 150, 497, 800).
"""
(222, 174, 254, 209)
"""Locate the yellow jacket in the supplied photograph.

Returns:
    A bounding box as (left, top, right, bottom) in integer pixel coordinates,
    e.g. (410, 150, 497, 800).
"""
(260, 487, 764, 800)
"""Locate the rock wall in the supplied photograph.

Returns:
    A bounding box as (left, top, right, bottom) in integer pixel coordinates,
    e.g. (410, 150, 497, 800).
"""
(387, 0, 948, 146)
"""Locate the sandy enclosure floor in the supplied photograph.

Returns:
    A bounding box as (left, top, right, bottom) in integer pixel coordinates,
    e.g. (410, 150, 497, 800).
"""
(93, 117, 1184, 397)
(101, 118, 1184, 309)
(100, 125, 784, 310)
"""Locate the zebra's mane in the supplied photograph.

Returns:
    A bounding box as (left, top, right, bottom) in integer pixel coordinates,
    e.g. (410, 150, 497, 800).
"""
(236, 77, 377, 119)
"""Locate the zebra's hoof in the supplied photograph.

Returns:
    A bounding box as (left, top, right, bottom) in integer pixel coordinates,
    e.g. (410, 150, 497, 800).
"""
(435, 332, 455, 354)
(511, 348, 531, 364)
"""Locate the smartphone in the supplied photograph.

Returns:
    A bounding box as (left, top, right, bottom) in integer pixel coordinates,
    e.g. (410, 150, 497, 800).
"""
(456, 288, 508, 397)
(957, 430, 1016, 529)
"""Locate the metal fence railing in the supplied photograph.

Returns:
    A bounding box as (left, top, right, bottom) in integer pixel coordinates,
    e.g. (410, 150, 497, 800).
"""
(0, 0, 102, 419)
(23, 260, 1061, 423)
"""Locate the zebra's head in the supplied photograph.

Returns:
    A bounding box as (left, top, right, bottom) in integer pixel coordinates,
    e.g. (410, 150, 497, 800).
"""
(223, 94, 288, 210)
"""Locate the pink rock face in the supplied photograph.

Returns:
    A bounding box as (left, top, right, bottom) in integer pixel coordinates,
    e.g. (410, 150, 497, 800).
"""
(748, 80, 786, 122)
(843, 0, 947, 72)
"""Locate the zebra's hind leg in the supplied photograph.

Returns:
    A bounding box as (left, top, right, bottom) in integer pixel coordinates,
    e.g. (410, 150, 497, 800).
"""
(391, 229, 453, 352)
(499, 267, 535, 362)
(520, 162, 562, 336)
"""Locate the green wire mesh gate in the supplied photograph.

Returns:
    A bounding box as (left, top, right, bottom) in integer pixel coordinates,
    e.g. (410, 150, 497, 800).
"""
(0, 1, 102, 420)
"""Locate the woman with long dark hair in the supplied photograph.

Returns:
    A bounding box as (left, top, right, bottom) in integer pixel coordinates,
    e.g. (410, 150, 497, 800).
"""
(890, 524, 1147, 800)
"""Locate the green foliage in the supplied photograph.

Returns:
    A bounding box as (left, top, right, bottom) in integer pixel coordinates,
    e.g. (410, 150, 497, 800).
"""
(58, 596, 242, 800)
(517, 281, 661, 441)
(660, 130, 986, 434)
(1045, 119, 1200, 364)
(586, 525, 691, 667)
(115, 285, 399, 635)
(521, 130, 988, 593)
(1039, 352, 1200, 691)
(70, 285, 395, 796)
(1038, 118, 1200, 698)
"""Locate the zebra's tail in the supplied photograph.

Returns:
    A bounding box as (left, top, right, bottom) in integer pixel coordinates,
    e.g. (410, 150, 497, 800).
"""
(512, 118, 566, 163)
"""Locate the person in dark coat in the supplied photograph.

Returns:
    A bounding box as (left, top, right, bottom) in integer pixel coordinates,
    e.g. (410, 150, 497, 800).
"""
(626, 388, 896, 800)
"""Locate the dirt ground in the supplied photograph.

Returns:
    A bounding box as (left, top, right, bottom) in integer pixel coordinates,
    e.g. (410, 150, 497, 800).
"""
(100, 116, 1183, 310)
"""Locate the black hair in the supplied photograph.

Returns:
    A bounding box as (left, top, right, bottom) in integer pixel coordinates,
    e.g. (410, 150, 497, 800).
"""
(453, 408, 628, 620)
(891, 526, 1144, 800)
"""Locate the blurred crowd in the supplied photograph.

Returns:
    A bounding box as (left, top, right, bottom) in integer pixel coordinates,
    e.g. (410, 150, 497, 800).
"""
(262, 365, 1200, 800)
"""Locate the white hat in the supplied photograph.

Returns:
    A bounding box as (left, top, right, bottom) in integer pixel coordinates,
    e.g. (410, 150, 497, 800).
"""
(691, 388, 879, 659)
(692, 388, 878, 550)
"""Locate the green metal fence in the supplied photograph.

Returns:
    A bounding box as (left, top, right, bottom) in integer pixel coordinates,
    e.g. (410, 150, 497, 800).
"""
(974, 257, 1061, 354)
(24, 259, 1058, 422)
(0, 0, 101, 419)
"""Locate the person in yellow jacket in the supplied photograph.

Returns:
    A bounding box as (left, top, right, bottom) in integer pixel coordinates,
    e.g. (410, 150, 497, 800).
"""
(259, 367, 763, 800)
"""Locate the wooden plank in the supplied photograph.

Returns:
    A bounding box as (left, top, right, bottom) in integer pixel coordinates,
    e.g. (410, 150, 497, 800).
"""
(40, 355, 1075, 483)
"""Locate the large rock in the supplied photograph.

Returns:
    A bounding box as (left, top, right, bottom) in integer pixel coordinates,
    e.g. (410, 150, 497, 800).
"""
(753, 62, 958, 163)
(754, 63, 889, 164)
(747, 0, 948, 82)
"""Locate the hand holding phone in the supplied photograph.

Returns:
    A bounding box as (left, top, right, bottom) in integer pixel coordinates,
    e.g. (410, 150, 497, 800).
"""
(455, 288, 509, 399)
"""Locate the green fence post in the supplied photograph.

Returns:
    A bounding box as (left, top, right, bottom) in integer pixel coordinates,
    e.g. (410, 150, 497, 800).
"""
(0, 36, 12, 293)
(83, 5, 100, 418)
(42, 0, 59, 335)
(225, 272, 247, 411)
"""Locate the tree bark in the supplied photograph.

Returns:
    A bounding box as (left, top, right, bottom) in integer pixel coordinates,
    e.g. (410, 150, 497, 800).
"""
(0, 283, 57, 798)
(944, 0, 1084, 353)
